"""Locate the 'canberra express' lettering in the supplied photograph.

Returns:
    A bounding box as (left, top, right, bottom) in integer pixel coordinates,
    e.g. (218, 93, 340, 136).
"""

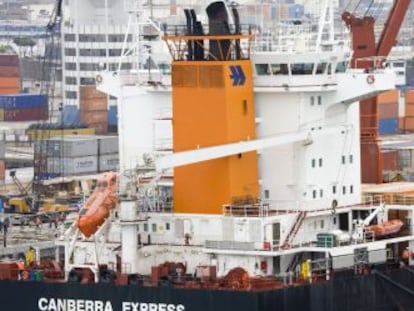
(38, 298, 185, 311)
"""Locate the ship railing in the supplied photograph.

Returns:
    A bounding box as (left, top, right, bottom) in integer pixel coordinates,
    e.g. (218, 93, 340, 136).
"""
(205, 240, 256, 251)
(362, 193, 414, 206)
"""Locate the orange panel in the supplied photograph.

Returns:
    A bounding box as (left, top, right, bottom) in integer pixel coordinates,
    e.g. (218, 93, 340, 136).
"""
(378, 102, 398, 118)
(173, 60, 258, 214)
(406, 103, 414, 117)
(80, 110, 107, 124)
(361, 142, 382, 183)
(377, 89, 398, 104)
(404, 116, 414, 130)
(0, 77, 20, 88)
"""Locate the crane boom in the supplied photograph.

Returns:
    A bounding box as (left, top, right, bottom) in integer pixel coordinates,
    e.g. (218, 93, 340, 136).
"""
(376, 0, 411, 58)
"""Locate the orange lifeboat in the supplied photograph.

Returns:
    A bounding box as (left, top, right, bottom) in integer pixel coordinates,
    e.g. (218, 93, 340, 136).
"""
(76, 172, 118, 237)
(365, 219, 404, 238)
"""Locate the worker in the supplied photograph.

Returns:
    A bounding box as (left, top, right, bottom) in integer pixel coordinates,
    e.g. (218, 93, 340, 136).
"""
(25, 246, 36, 266)
(17, 258, 25, 280)
(2, 216, 9, 247)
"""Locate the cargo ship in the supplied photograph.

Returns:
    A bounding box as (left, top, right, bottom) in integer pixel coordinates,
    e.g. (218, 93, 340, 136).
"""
(1, 1, 414, 310)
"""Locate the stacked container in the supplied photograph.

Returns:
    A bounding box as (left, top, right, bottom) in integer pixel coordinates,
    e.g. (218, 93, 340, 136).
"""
(0, 54, 20, 95)
(378, 90, 399, 135)
(0, 94, 48, 121)
(97, 136, 119, 172)
(401, 89, 414, 133)
(108, 105, 118, 132)
(0, 140, 5, 184)
(34, 135, 118, 179)
(46, 136, 98, 175)
(79, 86, 108, 135)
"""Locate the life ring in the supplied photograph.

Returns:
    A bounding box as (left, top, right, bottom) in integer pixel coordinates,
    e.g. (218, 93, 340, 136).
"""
(96, 74, 103, 84)
(366, 75, 375, 84)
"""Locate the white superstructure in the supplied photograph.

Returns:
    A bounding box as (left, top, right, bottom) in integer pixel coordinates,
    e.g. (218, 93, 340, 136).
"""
(65, 0, 414, 281)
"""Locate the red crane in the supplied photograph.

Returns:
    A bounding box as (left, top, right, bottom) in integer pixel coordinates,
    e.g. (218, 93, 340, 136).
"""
(342, 0, 411, 183)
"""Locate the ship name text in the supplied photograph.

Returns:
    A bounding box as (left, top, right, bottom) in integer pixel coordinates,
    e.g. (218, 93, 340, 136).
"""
(38, 297, 186, 311)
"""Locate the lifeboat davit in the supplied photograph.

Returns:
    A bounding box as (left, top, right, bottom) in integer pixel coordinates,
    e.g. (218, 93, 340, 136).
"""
(365, 219, 404, 238)
(76, 172, 118, 237)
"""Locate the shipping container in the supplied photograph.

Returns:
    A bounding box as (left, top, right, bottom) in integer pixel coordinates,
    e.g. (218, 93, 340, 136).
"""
(0, 77, 20, 88)
(4, 106, 48, 121)
(80, 110, 107, 124)
(0, 140, 5, 160)
(0, 66, 19, 77)
(288, 4, 304, 19)
(79, 98, 108, 112)
(406, 90, 414, 104)
(27, 127, 95, 141)
(0, 94, 47, 109)
(97, 136, 119, 154)
(47, 155, 98, 175)
(46, 136, 98, 157)
(379, 118, 398, 135)
(0, 87, 20, 95)
(0, 55, 18, 67)
(401, 116, 414, 132)
(0, 159, 5, 181)
(79, 86, 106, 99)
(382, 150, 400, 171)
(62, 105, 80, 126)
(378, 102, 398, 119)
(405, 103, 414, 117)
(89, 122, 108, 135)
(378, 89, 399, 104)
(108, 105, 118, 126)
(0, 108, 4, 121)
(98, 153, 119, 172)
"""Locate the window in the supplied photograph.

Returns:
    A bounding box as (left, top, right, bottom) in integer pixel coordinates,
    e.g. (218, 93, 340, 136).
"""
(342, 155, 346, 164)
(270, 64, 289, 75)
(332, 185, 336, 194)
(80, 63, 98, 71)
(65, 77, 76, 85)
(317, 96, 322, 105)
(316, 62, 327, 74)
(65, 62, 76, 70)
(64, 34, 76, 41)
(319, 158, 322, 167)
(80, 77, 96, 85)
(108, 49, 122, 57)
(333, 217, 337, 225)
(80, 49, 107, 57)
(108, 34, 133, 42)
(143, 223, 148, 232)
(165, 223, 170, 230)
(312, 190, 317, 199)
(320, 189, 323, 197)
(65, 91, 77, 99)
(335, 61, 348, 73)
(64, 48, 76, 56)
(349, 155, 353, 163)
(78, 34, 106, 42)
(310, 96, 315, 106)
(152, 223, 157, 232)
(256, 64, 270, 75)
(264, 189, 270, 199)
(320, 220, 324, 229)
(350, 185, 354, 194)
(311, 159, 316, 168)
(291, 63, 314, 75)
(137, 224, 140, 231)
(342, 186, 346, 195)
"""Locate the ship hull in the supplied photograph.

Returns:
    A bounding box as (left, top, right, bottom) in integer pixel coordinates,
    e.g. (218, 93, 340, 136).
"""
(2, 267, 414, 311)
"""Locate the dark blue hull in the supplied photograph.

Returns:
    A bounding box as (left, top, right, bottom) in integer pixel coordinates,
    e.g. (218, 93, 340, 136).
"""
(2, 268, 414, 311)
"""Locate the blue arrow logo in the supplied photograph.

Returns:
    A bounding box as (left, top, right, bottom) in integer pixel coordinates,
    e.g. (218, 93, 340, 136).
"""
(229, 65, 246, 86)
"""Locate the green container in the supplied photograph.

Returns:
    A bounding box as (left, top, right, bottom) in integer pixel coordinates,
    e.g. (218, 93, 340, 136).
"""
(35, 270, 43, 281)
(316, 233, 336, 247)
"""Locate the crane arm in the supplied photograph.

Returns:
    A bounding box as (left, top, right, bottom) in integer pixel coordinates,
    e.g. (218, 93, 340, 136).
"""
(376, 0, 411, 57)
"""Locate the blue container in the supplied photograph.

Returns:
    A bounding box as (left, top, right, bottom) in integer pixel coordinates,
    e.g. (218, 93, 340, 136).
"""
(288, 4, 304, 19)
(108, 105, 118, 126)
(61, 105, 80, 126)
(379, 118, 399, 135)
(271, 5, 278, 19)
(0, 94, 48, 110)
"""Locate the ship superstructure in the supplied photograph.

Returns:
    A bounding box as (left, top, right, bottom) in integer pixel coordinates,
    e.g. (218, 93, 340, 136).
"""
(80, 0, 414, 282)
